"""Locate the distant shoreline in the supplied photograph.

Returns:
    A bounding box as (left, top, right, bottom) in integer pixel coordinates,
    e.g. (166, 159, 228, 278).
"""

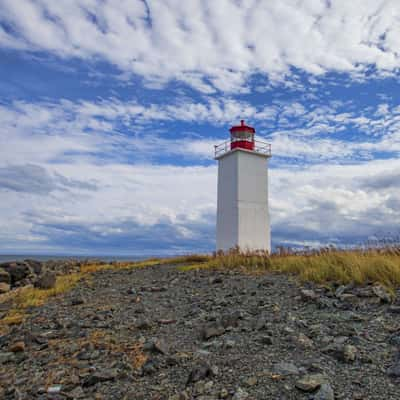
(0, 254, 154, 263)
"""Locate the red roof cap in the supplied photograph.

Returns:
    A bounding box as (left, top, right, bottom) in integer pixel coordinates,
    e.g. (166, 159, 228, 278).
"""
(229, 119, 255, 133)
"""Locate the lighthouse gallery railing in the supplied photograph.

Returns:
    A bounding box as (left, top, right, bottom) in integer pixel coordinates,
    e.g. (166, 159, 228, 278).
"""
(214, 140, 272, 158)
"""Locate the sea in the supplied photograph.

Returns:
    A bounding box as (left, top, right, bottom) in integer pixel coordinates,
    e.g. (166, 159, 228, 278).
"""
(0, 254, 152, 263)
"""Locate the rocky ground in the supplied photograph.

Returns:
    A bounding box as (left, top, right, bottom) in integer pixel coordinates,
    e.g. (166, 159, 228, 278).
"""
(1, 262, 400, 399)
(0, 259, 96, 293)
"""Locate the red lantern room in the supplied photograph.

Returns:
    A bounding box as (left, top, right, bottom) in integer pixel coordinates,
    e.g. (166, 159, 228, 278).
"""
(229, 120, 255, 151)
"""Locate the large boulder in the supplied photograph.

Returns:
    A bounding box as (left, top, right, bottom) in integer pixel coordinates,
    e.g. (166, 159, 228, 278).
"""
(44, 259, 80, 275)
(0, 268, 10, 284)
(24, 259, 43, 275)
(0, 262, 32, 285)
(0, 282, 10, 294)
(34, 271, 56, 290)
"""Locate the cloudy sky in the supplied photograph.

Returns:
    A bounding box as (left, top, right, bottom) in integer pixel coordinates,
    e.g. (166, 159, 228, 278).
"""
(1, 0, 400, 255)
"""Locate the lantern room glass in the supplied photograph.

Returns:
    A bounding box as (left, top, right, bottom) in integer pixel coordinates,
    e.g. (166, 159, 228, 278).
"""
(231, 130, 254, 142)
(230, 129, 255, 151)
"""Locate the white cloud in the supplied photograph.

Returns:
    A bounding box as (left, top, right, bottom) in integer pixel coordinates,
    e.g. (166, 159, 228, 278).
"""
(3, 96, 400, 167)
(2, 156, 400, 253)
(2, 96, 400, 252)
(270, 158, 400, 245)
(1, 0, 400, 92)
(0, 98, 278, 164)
(0, 162, 217, 253)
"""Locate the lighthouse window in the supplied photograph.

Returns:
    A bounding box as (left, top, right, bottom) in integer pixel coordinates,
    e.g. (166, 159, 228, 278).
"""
(232, 131, 253, 141)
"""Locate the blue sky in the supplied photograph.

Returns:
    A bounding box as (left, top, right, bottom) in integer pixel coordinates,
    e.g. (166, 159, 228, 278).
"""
(1, 0, 400, 255)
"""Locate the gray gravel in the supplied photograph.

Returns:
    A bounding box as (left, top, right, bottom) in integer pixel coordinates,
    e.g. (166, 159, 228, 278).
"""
(1, 263, 400, 399)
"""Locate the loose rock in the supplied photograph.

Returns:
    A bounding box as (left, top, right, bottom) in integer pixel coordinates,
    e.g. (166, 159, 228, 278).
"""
(343, 344, 357, 362)
(187, 363, 215, 385)
(300, 289, 318, 301)
(144, 338, 169, 355)
(232, 387, 249, 400)
(314, 383, 335, 400)
(82, 369, 118, 386)
(387, 362, 400, 378)
(34, 271, 56, 289)
(0, 282, 10, 293)
(273, 361, 300, 376)
(201, 323, 225, 340)
(295, 374, 327, 392)
(0, 268, 10, 284)
(9, 341, 25, 353)
(372, 284, 392, 303)
(136, 318, 152, 330)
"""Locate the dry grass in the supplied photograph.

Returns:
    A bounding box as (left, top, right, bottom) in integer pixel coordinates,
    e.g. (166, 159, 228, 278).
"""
(79, 330, 148, 369)
(80, 254, 210, 274)
(0, 272, 85, 333)
(1, 310, 25, 326)
(41, 330, 147, 380)
(272, 250, 400, 288)
(179, 247, 400, 290)
(14, 273, 85, 309)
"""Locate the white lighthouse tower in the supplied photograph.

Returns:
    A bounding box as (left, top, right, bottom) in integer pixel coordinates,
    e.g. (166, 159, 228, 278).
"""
(215, 120, 271, 253)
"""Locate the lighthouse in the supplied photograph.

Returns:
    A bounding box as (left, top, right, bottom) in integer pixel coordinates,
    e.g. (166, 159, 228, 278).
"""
(214, 120, 272, 253)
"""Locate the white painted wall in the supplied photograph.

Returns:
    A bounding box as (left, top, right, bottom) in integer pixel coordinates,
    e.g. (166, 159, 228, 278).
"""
(216, 150, 238, 250)
(216, 148, 270, 252)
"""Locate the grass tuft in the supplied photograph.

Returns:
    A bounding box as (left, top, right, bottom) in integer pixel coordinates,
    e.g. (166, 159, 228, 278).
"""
(1, 310, 25, 326)
(14, 273, 85, 309)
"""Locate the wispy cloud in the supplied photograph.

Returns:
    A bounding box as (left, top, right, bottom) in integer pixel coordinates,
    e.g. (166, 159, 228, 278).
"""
(3, 97, 400, 167)
(1, 1, 400, 92)
(2, 156, 400, 253)
(0, 162, 217, 254)
(0, 164, 97, 195)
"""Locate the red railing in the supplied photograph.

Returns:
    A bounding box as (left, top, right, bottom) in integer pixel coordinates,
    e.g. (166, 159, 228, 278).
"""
(214, 140, 272, 158)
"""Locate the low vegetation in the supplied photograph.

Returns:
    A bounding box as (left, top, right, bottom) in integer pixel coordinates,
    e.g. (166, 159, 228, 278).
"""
(80, 254, 210, 274)
(272, 248, 400, 288)
(0, 273, 85, 333)
(44, 330, 148, 372)
(180, 246, 400, 289)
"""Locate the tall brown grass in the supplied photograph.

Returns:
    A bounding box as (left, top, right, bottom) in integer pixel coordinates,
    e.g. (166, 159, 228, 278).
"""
(180, 246, 400, 289)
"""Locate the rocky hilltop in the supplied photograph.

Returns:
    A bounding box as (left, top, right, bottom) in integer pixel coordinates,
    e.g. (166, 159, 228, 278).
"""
(0, 259, 103, 293)
(1, 261, 400, 399)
